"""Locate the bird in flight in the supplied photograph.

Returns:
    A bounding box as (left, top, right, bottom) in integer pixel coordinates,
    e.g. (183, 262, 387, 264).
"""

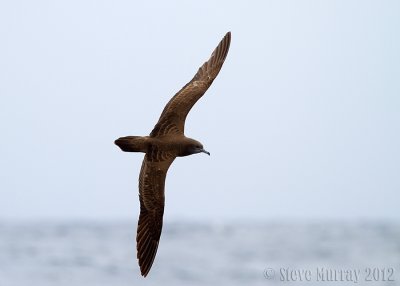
(115, 32, 231, 277)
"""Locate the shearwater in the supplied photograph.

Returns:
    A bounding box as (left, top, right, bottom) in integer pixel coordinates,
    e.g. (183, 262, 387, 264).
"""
(115, 32, 231, 277)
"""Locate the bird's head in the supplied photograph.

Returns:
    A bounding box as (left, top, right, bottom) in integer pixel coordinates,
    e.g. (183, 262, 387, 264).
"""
(180, 138, 210, 157)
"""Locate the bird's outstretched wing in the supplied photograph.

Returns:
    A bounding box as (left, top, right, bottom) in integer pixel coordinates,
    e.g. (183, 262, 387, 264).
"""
(136, 147, 175, 277)
(150, 32, 231, 137)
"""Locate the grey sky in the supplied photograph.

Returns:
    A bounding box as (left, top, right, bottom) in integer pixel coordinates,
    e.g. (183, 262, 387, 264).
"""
(1, 1, 399, 222)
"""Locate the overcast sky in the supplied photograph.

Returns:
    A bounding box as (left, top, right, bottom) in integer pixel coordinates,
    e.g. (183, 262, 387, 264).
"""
(1, 1, 399, 222)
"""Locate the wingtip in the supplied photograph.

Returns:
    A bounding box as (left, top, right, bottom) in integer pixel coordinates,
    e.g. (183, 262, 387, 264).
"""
(210, 31, 231, 63)
(225, 31, 231, 41)
(138, 257, 151, 277)
(137, 249, 154, 278)
(141, 268, 149, 278)
(224, 31, 231, 43)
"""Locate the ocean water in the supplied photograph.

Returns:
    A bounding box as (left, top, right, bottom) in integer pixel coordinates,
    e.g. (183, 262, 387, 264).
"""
(0, 220, 399, 286)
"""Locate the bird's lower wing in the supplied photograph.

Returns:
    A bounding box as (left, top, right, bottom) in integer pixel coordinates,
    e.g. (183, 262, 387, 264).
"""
(136, 153, 175, 277)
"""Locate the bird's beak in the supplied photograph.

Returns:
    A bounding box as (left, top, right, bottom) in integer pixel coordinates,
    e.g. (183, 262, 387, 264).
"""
(200, 149, 210, 156)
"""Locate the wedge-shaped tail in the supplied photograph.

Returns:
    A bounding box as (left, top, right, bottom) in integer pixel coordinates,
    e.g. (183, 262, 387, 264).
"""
(115, 136, 148, 153)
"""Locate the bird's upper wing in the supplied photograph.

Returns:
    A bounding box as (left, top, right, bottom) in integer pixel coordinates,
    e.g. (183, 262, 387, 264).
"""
(136, 147, 175, 277)
(150, 32, 231, 137)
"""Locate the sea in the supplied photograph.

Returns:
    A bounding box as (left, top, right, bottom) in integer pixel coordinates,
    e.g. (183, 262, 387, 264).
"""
(0, 220, 399, 286)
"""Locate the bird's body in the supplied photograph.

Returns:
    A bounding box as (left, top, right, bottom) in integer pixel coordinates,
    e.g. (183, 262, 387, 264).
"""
(115, 32, 231, 277)
(115, 135, 204, 157)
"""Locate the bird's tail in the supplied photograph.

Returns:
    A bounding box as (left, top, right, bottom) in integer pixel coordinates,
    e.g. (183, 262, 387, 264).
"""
(114, 136, 149, 153)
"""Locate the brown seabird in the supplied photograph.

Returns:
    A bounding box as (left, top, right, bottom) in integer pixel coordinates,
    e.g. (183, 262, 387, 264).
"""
(115, 32, 231, 277)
